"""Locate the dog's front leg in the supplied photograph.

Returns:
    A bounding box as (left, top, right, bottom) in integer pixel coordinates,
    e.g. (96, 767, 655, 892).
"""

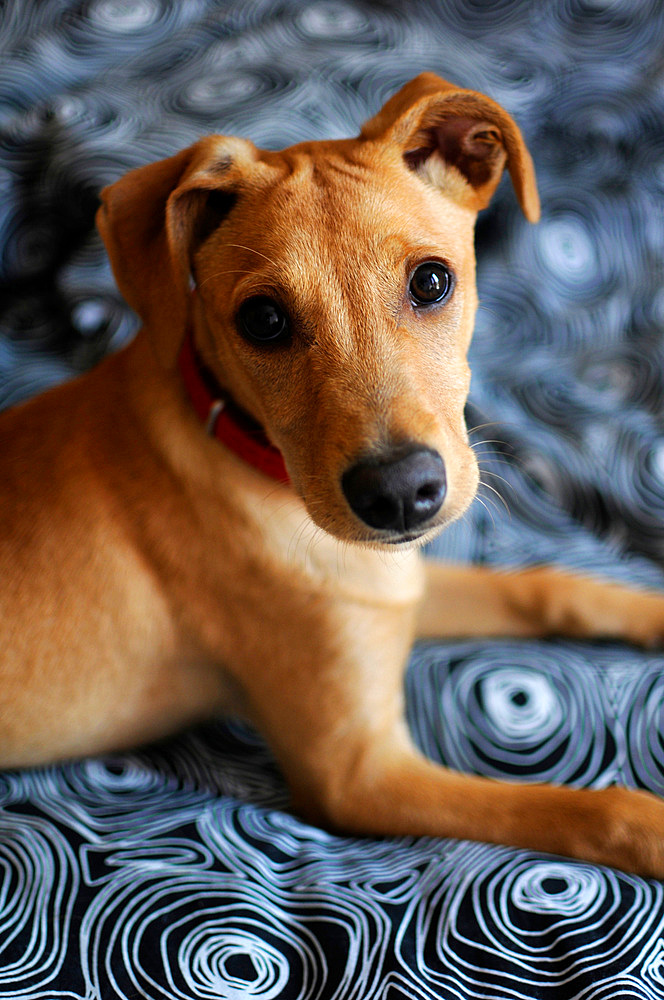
(319, 739, 664, 878)
(418, 562, 664, 646)
(236, 593, 664, 877)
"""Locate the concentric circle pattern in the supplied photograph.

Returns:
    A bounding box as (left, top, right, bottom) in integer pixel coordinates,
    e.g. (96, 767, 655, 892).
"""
(2, 0, 664, 997)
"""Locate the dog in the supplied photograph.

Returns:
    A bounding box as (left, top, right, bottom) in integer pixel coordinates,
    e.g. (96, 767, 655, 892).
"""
(2, 73, 664, 876)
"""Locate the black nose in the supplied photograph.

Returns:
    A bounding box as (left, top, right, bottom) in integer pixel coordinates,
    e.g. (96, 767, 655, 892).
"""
(341, 446, 446, 533)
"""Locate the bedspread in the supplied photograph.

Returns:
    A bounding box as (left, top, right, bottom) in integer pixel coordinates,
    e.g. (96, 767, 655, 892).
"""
(1, 1, 664, 997)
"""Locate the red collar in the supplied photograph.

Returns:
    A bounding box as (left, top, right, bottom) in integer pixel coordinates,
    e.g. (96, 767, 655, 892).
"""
(178, 328, 290, 484)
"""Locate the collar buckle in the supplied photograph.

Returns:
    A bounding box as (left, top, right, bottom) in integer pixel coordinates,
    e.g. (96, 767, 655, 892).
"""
(178, 329, 290, 485)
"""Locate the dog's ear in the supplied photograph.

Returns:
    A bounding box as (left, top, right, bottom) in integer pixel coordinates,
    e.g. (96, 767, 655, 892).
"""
(361, 72, 539, 222)
(96, 136, 258, 366)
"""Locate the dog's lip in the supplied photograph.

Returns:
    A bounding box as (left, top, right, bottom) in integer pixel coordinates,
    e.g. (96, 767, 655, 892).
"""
(369, 515, 451, 547)
(379, 529, 429, 546)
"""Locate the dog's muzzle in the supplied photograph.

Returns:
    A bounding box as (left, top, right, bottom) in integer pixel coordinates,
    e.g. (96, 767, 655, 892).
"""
(341, 445, 446, 534)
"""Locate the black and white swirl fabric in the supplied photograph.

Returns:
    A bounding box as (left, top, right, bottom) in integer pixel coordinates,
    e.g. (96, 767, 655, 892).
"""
(2, 0, 664, 997)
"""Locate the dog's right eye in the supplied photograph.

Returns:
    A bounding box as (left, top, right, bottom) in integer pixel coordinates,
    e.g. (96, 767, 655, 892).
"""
(237, 296, 290, 346)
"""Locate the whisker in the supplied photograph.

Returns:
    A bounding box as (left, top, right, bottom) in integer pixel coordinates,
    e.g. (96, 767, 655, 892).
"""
(291, 520, 312, 563)
(471, 438, 528, 472)
(479, 479, 512, 517)
(198, 269, 257, 288)
(472, 455, 515, 469)
(220, 244, 278, 267)
(479, 469, 515, 491)
(470, 438, 510, 449)
(474, 494, 497, 530)
(285, 506, 316, 563)
(466, 420, 510, 438)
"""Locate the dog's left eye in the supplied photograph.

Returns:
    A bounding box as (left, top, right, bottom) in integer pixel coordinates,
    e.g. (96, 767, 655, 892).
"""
(237, 296, 290, 346)
(409, 262, 453, 306)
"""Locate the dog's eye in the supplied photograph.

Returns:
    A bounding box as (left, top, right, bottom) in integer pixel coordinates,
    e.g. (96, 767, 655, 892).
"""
(409, 262, 453, 306)
(237, 296, 290, 345)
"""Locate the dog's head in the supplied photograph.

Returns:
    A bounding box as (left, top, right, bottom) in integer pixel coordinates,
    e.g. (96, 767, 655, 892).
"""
(97, 73, 538, 547)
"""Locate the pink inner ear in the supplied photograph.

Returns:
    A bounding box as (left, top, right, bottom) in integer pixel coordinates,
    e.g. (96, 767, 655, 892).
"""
(405, 117, 505, 190)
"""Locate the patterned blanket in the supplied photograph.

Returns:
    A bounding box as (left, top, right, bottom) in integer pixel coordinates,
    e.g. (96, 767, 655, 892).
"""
(2, 1, 664, 997)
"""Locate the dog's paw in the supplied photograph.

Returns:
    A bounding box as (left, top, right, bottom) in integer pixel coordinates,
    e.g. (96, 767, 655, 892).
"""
(553, 578, 664, 649)
(585, 786, 664, 878)
(623, 588, 664, 649)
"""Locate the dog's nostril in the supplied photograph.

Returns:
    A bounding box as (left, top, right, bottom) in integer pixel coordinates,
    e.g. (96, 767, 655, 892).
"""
(417, 483, 440, 502)
(341, 447, 446, 534)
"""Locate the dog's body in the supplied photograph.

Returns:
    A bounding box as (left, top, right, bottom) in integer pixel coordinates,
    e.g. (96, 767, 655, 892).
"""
(3, 74, 664, 875)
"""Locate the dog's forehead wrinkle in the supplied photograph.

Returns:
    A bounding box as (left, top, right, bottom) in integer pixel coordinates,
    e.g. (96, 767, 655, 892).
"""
(250, 214, 390, 349)
(208, 154, 232, 175)
(266, 149, 390, 234)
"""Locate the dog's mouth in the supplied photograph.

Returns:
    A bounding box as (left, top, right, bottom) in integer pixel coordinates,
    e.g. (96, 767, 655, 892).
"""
(364, 514, 452, 548)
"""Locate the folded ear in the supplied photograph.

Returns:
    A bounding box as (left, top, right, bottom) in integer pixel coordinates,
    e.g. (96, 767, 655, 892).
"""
(96, 136, 258, 366)
(361, 72, 539, 222)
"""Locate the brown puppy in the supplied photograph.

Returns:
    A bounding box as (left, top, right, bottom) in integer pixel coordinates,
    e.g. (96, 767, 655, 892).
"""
(2, 73, 664, 875)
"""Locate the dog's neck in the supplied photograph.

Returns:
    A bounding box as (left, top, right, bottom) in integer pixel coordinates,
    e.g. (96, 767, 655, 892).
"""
(178, 328, 290, 484)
